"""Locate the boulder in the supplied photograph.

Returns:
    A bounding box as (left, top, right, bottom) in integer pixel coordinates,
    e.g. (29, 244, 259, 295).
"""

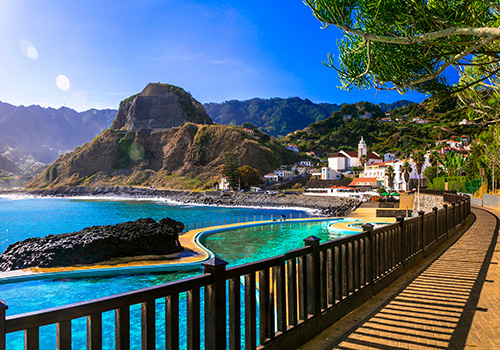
(0, 218, 184, 271)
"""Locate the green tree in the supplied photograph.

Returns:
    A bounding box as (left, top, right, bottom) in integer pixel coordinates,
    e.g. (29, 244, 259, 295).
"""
(386, 165, 395, 190)
(457, 59, 500, 124)
(429, 150, 441, 168)
(441, 152, 466, 177)
(221, 151, 240, 189)
(401, 161, 412, 191)
(412, 151, 426, 187)
(304, 0, 500, 94)
(238, 165, 261, 189)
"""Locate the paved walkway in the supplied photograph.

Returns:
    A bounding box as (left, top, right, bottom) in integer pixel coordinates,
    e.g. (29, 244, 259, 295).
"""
(301, 207, 500, 349)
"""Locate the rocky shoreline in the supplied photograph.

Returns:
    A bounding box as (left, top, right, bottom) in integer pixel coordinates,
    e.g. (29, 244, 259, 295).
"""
(3, 186, 361, 216)
(0, 217, 185, 271)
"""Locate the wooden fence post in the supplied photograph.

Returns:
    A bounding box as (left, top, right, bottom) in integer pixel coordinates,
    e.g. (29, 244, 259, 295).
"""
(432, 207, 438, 243)
(443, 204, 448, 239)
(304, 236, 321, 318)
(0, 300, 7, 350)
(363, 223, 375, 284)
(418, 211, 425, 252)
(396, 216, 404, 265)
(202, 257, 228, 350)
(452, 202, 457, 228)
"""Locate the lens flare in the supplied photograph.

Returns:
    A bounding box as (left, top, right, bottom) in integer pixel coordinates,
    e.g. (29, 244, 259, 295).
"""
(129, 142, 145, 161)
(20, 39, 38, 60)
(56, 75, 71, 91)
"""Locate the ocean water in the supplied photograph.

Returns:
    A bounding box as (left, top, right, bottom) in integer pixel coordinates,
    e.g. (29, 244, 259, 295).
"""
(0, 196, 343, 349)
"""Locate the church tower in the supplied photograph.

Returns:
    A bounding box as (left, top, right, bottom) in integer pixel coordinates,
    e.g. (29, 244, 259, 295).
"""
(358, 136, 367, 159)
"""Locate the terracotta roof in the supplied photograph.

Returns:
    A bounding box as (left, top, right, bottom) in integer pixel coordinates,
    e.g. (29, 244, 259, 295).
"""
(368, 152, 382, 159)
(264, 173, 277, 177)
(329, 152, 346, 158)
(329, 186, 356, 190)
(349, 177, 378, 186)
(342, 150, 359, 157)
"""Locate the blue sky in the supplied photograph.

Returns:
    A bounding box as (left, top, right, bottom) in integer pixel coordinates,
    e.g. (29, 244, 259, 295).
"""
(0, 0, 427, 111)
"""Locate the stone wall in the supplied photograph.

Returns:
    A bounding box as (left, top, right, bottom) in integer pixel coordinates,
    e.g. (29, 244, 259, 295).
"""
(413, 193, 444, 214)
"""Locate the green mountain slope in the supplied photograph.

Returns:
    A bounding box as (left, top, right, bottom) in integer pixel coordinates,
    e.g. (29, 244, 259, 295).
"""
(281, 97, 482, 155)
(204, 97, 342, 137)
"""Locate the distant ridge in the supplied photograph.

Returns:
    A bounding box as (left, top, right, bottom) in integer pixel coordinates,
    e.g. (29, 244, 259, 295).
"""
(204, 97, 342, 137)
(204, 98, 414, 137)
(0, 101, 116, 188)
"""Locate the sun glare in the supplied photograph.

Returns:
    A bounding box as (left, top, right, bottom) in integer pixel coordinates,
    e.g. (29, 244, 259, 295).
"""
(19, 39, 38, 60)
(56, 75, 71, 91)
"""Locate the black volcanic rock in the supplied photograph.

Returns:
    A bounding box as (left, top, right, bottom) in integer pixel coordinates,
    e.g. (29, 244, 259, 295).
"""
(0, 218, 185, 271)
(112, 83, 213, 131)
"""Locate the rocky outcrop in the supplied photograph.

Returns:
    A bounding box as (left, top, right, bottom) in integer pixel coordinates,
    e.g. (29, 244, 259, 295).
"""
(0, 218, 184, 271)
(112, 83, 213, 131)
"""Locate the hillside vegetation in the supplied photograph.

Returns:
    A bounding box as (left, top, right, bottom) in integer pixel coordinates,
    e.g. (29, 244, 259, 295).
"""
(281, 97, 483, 155)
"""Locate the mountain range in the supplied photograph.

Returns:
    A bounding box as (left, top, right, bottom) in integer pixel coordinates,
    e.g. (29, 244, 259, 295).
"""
(0, 92, 415, 188)
(26, 84, 295, 190)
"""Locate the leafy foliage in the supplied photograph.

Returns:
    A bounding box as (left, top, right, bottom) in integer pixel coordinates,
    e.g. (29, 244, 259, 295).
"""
(305, 0, 500, 94)
(221, 149, 240, 189)
(238, 165, 261, 189)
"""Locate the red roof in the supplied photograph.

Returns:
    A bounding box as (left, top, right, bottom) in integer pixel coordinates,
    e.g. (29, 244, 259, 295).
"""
(343, 151, 358, 157)
(330, 186, 356, 190)
(329, 152, 347, 158)
(349, 177, 378, 186)
(368, 152, 382, 159)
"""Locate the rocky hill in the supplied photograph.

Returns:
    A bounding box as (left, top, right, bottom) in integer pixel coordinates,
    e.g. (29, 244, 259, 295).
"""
(27, 83, 295, 190)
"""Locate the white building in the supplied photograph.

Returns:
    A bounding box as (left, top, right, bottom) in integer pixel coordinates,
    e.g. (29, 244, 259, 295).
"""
(360, 156, 431, 191)
(321, 167, 342, 180)
(264, 173, 279, 184)
(297, 160, 313, 167)
(219, 177, 230, 191)
(286, 144, 299, 153)
(384, 153, 396, 162)
(328, 137, 382, 171)
(274, 169, 294, 181)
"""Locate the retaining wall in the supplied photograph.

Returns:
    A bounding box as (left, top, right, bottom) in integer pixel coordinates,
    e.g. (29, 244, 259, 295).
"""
(483, 194, 500, 210)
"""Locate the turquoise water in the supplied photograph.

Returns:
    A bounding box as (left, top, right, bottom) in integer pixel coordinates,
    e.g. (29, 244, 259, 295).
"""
(0, 196, 342, 349)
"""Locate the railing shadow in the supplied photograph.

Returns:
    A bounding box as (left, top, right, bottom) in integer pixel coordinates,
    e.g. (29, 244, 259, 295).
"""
(330, 207, 498, 350)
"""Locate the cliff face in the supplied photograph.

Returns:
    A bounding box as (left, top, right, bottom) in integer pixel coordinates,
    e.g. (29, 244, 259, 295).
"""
(26, 83, 292, 190)
(112, 83, 213, 131)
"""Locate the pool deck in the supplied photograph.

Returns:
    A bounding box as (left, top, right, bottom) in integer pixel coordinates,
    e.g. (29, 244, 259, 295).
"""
(300, 206, 500, 350)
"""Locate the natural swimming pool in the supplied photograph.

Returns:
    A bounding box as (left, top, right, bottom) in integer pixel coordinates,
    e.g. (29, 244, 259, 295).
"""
(0, 196, 364, 348)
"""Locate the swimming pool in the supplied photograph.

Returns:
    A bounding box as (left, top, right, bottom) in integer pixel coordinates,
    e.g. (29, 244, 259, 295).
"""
(0, 197, 353, 349)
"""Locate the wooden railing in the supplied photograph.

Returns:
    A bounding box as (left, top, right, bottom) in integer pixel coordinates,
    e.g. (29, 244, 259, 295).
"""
(0, 193, 471, 350)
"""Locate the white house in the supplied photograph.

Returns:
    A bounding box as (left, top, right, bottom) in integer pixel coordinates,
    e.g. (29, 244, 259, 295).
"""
(321, 167, 342, 180)
(274, 169, 294, 181)
(384, 153, 396, 162)
(219, 177, 230, 191)
(264, 173, 279, 184)
(298, 160, 313, 167)
(359, 156, 431, 191)
(328, 137, 382, 171)
(286, 144, 299, 153)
